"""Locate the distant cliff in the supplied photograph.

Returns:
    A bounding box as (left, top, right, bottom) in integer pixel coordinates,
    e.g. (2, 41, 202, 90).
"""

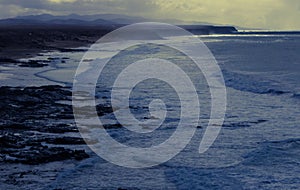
(0, 14, 238, 35)
(182, 25, 238, 35)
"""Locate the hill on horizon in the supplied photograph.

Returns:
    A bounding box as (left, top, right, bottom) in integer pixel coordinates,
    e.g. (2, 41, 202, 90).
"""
(1, 13, 234, 26)
(0, 14, 242, 35)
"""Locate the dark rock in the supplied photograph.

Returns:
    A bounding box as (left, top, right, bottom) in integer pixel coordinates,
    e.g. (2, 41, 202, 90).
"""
(5, 145, 89, 165)
(0, 131, 89, 165)
(18, 60, 48, 67)
(0, 58, 19, 63)
(45, 137, 86, 145)
(104, 123, 123, 129)
(0, 85, 118, 166)
(96, 104, 114, 116)
(0, 85, 91, 165)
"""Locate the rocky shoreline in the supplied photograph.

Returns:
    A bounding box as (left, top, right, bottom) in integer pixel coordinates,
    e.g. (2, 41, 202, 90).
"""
(0, 85, 94, 188)
(0, 26, 110, 60)
(0, 85, 90, 162)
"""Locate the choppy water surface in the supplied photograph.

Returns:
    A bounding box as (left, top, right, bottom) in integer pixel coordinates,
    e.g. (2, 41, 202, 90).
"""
(1, 34, 300, 189)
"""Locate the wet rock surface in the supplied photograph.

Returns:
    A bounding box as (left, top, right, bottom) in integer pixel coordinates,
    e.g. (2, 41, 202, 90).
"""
(0, 58, 50, 67)
(0, 86, 90, 161)
(0, 27, 118, 189)
(0, 85, 91, 165)
(0, 85, 96, 188)
(0, 27, 111, 60)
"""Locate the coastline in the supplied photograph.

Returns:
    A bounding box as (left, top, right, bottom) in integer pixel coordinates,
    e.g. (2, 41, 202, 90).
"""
(0, 26, 108, 189)
(0, 26, 300, 189)
(0, 26, 111, 60)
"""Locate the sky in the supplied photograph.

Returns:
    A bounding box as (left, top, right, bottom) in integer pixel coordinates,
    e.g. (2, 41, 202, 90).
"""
(0, 0, 299, 30)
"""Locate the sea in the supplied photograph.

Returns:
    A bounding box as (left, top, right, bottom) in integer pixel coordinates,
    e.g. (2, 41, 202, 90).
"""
(0, 32, 299, 189)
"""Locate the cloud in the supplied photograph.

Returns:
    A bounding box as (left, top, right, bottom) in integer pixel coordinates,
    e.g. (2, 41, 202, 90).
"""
(154, 0, 300, 30)
(0, 0, 299, 30)
(0, 0, 158, 16)
(48, 0, 77, 3)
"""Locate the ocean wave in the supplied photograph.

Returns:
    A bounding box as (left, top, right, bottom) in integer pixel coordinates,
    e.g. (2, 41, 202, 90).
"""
(223, 69, 290, 95)
(164, 166, 243, 189)
(242, 138, 300, 166)
(222, 119, 267, 129)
